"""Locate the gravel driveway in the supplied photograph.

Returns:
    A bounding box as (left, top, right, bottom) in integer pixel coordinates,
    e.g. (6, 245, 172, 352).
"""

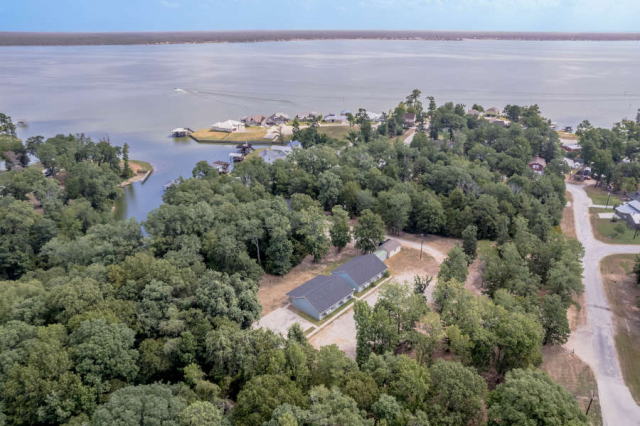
(567, 184, 640, 425)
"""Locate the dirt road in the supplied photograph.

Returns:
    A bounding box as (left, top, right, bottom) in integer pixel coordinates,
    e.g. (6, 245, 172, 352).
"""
(567, 184, 640, 425)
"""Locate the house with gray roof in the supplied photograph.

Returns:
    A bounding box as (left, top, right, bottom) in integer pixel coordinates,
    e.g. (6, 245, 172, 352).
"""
(333, 254, 388, 293)
(615, 200, 640, 228)
(286, 274, 354, 320)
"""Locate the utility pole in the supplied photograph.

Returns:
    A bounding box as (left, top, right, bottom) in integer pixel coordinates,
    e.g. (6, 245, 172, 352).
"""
(585, 390, 595, 416)
(605, 190, 611, 210)
(420, 234, 424, 260)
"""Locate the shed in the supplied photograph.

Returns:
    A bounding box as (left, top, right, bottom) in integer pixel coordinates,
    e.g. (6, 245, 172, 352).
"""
(212, 160, 230, 173)
(171, 128, 191, 137)
(286, 275, 354, 320)
(528, 156, 547, 174)
(379, 239, 401, 258)
(333, 254, 388, 293)
(486, 107, 500, 116)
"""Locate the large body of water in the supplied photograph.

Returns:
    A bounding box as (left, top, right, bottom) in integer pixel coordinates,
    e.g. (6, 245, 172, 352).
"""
(2, 40, 640, 224)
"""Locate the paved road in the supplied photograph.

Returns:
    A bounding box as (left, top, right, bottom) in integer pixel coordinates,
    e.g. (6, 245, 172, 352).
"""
(567, 184, 640, 425)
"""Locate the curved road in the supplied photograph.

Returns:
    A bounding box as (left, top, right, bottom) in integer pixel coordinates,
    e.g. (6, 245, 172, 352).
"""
(567, 184, 640, 425)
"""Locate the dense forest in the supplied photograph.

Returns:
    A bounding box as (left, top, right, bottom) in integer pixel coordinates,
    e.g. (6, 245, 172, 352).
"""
(2, 95, 638, 425)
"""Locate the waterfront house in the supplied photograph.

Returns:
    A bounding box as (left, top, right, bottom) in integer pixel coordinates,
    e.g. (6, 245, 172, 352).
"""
(486, 107, 501, 116)
(212, 160, 230, 174)
(367, 112, 383, 122)
(287, 275, 355, 320)
(404, 113, 417, 127)
(528, 156, 547, 174)
(324, 114, 348, 124)
(242, 115, 268, 126)
(211, 120, 245, 133)
(170, 128, 192, 137)
(296, 112, 319, 121)
(467, 109, 481, 116)
(259, 145, 293, 164)
(266, 113, 289, 126)
(236, 143, 254, 154)
(615, 200, 640, 228)
(332, 254, 388, 293)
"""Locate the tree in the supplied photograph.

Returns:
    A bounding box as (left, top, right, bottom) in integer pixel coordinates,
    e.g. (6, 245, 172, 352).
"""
(329, 205, 351, 251)
(93, 384, 186, 426)
(70, 318, 139, 384)
(296, 206, 330, 261)
(541, 294, 570, 345)
(233, 374, 305, 426)
(437, 246, 468, 283)
(413, 275, 432, 298)
(427, 360, 487, 426)
(376, 191, 411, 234)
(354, 209, 385, 253)
(487, 369, 589, 426)
(192, 160, 217, 178)
(461, 225, 478, 262)
(634, 255, 640, 287)
(121, 142, 134, 179)
(180, 401, 227, 426)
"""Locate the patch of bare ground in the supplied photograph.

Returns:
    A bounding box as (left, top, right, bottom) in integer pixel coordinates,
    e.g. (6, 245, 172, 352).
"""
(258, 243, 361, 316)
(562, 191, 577, 238)
(464, 258, 485, 296)
(600, 254, 640, 405)
(568, 293, 588, 332)
(541, 345, 603, 426)
(26, 193, 43, 215)
(395, 231, 460, 255)
(386, 248, 438, 302)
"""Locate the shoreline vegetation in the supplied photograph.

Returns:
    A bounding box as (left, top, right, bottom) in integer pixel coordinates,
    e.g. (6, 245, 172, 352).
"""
(118, 159, 153, 188)
(3, 30, 640, 46)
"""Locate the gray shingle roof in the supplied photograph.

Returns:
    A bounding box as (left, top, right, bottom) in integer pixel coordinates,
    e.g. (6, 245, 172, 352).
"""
(333, 254, 387, 287)
(379, 239, 401, 253)
(287, 275, 354, 314)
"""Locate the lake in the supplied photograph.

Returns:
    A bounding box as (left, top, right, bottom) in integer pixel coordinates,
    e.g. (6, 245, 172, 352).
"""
(2, 39, 640, 224)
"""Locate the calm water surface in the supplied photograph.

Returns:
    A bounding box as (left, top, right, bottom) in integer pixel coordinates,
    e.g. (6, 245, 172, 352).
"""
(2, 40, 640, 224)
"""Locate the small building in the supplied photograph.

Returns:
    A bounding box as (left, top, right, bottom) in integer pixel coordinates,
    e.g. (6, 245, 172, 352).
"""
(296, 112, 318, 121)
(340, 109, 352, 116)
(324, 114, 347, 124)
(563, 126, 574, 133)
(171, 128, 192, 137)
(229, 153, 244, 162)
(379, 239, 401, 258)
(486, 107, 501, 117)
(332, 254, 388, 293)
(211, 120, 245, 133)
(528, 156, 547, 174)
(212, 160, 230, 174)
(562, 143, 581, 152)
(259, 146, 292, 165)
(615, 200, 640, 228)
(236, 143, 255, 155)
(467, 109, 481, 116)
(287, 275, 355, 320)
(367, 112, 383, 122)
(404, 113, 417, 127)
(242, 115, 268, 126)
(628, 192, 640, 202)
(487, 117, 510, 127)
(288, 140, 302, 149)
(266, 113, 289, 126)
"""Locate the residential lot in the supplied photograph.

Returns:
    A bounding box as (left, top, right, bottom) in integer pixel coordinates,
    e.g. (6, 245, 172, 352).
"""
(600, 254, 640, 404)
(257, 244, 362, 316)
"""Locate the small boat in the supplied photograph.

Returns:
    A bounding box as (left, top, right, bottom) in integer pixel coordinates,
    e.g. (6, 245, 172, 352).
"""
(229, 153, 244, 162)
(170, 128, 192, 138)
(16, 119, 28, 127)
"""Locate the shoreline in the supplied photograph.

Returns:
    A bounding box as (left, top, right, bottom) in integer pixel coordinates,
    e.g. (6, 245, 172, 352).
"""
(118, 160, 153, 188)
(3, 30, 640, 46)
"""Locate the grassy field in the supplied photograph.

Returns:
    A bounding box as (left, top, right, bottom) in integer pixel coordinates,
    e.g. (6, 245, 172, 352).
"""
(317, 125, 353, 140)
(558, 131, 579, 140)
(589, 212, 640, 244)
(600, 254, 640, 405)
(129, 160, 152, 172)
(190, 126, 268, 143)
(584, 185, 621, 206)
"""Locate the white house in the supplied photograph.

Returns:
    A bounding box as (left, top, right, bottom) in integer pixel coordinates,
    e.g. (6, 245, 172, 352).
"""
(211, 120, 245, 133)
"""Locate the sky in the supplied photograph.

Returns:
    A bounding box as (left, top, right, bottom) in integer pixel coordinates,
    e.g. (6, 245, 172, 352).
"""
(0, 0, 638, 33)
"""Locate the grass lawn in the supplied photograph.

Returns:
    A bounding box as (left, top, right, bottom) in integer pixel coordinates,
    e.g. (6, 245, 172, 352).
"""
(584, 185, 621, 206)
(600, 254, 640, 405)
(590, 213, 640, 244)
(558, 131, 579, 140)
(190, 126, 268, 143)
(317, 125, 353, 140)
(129, 160, 152, 173)
(477, 240, 493, 257)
